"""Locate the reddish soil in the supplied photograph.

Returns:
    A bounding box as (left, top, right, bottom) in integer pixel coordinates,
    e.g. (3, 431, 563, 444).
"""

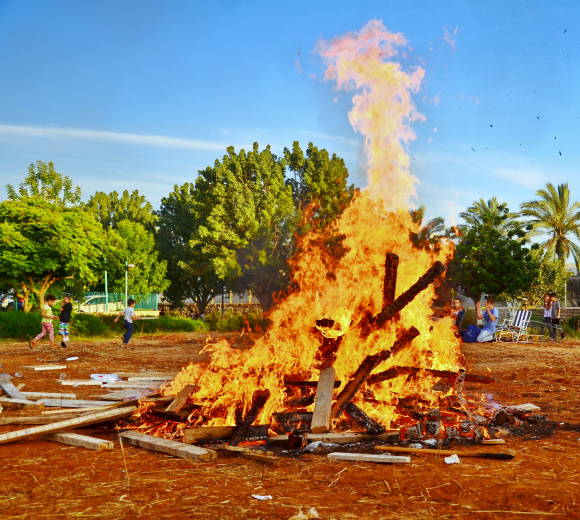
(0, 333, 578, 520)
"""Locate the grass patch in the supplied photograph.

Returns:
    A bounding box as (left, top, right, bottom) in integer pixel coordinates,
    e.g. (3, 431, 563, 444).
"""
(204, 310, 267, 332)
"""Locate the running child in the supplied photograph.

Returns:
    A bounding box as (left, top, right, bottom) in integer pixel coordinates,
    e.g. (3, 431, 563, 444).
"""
(114, 298, 139, 347)
(59, 295, 73, 348)
(29, 295, 59, 348)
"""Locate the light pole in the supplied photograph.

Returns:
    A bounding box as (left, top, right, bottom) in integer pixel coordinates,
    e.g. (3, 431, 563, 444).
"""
(104, 269, 109, 313)
(125, 261, 136, 306)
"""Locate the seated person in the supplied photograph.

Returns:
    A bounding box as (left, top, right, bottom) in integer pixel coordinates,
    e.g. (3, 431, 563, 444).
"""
(476, 298, 499, 342)
(449, 298, 465, 329)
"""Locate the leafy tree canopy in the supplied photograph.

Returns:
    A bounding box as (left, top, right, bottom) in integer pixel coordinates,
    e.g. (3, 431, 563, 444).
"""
(459, 197, 519, 232)
(409, 206, 446, 251)
(520, 182, 580, 273)
(0, 199, 110, 311)
(520, 248, 570, 306)
(86, 189, 157, 231)
(448, 217, 538, 305)
(157, 142, 354, 311)
(6, 161, 81, 207)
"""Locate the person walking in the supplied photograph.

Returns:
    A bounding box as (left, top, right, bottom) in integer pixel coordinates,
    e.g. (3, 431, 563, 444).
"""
(59, 295, 73, 348)
(114, 298, 138, 347)
(29, 295, 59, 348)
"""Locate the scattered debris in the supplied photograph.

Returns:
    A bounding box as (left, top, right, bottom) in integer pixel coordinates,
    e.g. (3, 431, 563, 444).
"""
(444, 454, 460, 464)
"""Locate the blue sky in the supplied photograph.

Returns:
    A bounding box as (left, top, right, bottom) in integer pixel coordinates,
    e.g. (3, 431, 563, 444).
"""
(0, 0, 579, 223)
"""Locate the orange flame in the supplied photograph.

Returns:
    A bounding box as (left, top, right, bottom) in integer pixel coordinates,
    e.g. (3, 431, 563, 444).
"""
(162, 21, 463, 432)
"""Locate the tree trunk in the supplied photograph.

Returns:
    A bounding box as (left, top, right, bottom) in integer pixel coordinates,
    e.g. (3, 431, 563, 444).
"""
(253, 285, 273, 312)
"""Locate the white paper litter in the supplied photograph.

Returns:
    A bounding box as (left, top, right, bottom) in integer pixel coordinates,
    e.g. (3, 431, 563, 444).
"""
(444, 454, 460, 464)
(90, 373, 120, 383)
(65, 356, 79, 361)
(422, 438, 438, 447)
(408, 443, 423, 449)
(251, 494, 273, 501)
(303, 441, 339, 452)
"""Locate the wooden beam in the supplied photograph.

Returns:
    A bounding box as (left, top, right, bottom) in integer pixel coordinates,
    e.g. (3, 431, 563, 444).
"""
(310, 367, 336, 433)
(44, 432, 114, 451)
(230, 389, 270, 446)
(183, 426, 236, 444)
(127, 376, 173, 382)
(119, 431, 216, 461)
(331, 327, 420, 419)
(0, 374, 27, 400)
(328, 452, 410, 464)
(97, 389, 156, 401)
(102, 381, 161, 389)
(25, 365, 67, 371)
(39, 399, 114, 408)
(373, 261, 445, 328)
(382, 252, 399, 307)
(165, 384, 198, 413)
(343, 402, 385, 435)
(220, 445, 279, 464)
(268, 431, 399, 445)
(0, 406, 136, 445)
(375, 445, 515, 460)
(0, 415, 86, 425)
(60, 380, 103, 387)
(23, 392, 77, 400)
(0, 397, 41, 410)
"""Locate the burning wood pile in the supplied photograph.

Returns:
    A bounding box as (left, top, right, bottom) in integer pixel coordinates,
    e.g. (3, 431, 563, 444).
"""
(130, 249, 539, 454)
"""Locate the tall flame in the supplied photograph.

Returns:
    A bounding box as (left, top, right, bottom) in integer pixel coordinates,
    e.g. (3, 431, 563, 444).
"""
(318, 19, 425, 208)
(163, 21, 461, 432)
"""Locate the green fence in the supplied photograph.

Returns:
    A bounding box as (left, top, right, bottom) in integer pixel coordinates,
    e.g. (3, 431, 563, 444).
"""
(80, 292, 158, 313)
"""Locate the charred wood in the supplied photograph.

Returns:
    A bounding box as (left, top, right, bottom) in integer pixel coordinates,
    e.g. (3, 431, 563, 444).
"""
(383, 252, 399, 307)
(372, 261, 445, 328)
(284, 379, 341, 388)
(344, 402, 386, 435)
(230, 389, 270, 445)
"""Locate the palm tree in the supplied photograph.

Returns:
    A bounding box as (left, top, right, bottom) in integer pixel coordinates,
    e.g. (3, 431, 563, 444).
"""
(521, 183, 580, 273)
(459, 197, 517, 230)
(409, 206, 446, 250)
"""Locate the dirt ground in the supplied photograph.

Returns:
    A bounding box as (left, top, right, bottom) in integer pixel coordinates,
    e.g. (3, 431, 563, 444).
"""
(0, 332, 578, 520)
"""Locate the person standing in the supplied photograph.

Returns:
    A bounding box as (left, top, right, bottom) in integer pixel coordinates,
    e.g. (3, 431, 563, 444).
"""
(541, 293, 552, 335)
(29, 295, 59, 348)
(550, 293, 565, 340)
(114, 298, 138, 347)
(59, 295, 73, 348)
(476, 297, 499, 342)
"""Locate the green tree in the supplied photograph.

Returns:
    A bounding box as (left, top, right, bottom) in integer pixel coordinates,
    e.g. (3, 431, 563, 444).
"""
(0, 199, 110, 311)
(157, 142, 353, 312)
(85, 189, 167, 295)
(520, 248, 570, 306)
(520, 183, 580, 273)
(459, 197, 517, 231)
(409, 206, 446, 250)
(157, 183, 221, 314)
(86, 189, 157, 231)
(6, 161, 81, 206)
(283, 141, 354, 232)
(447, 220, 538, 305)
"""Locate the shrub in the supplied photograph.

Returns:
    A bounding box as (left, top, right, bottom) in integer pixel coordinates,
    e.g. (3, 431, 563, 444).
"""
(71, 313, 114, 337)
(204, 310, 268, 331)
(0, 311, 41, 339)
(134, 316, 209, 334)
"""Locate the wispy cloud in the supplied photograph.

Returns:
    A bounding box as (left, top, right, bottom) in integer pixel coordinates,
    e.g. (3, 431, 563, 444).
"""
(443, 26, 459, 52)
(492, 167, 547, 189)
(300, 130, 359, 147)
(0, 123, 241, 151)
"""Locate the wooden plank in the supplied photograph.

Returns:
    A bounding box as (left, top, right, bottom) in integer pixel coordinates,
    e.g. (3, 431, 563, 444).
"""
(0, 415, 84, 425)
(119, 431, 216, 461)
(42, 406, 113, 415)
(39, 399, 115, 408)
(44, 432, 114, 451)
(115, 372, 177, 379)
(268, 431, 399, 445)
(165, 384, 197, 413)
(97, 388, 155, 401)
(102, 381, 161, 389)
(375, 445, 515, 460)
(23, 392, 77, 400)
(60, 380, 103, 387)
(127, 376, 173, 382)
(220, 445, 279, 464)
(0, 374, 27, 400)
(0, 397, 41, 409)
(0, 406, 136, 445)
(310, 367, 336, 433)
(25, 365, 67, 371)
(328, 452, 411, 464)
(183, 426, 236, 444)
